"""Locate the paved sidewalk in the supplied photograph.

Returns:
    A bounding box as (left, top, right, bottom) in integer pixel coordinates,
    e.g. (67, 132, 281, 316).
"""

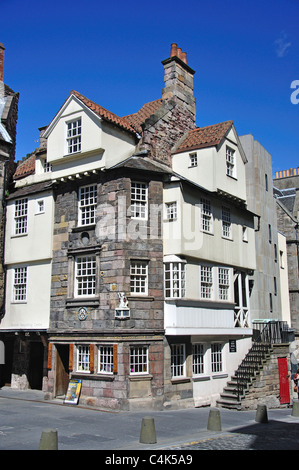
(0, 387, 299, 450)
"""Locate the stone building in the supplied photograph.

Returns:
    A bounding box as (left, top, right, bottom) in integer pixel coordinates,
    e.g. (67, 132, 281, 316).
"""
(0, 43, 292, 410)
(0, 43, 19, 384)
(274, 168, 299, 332)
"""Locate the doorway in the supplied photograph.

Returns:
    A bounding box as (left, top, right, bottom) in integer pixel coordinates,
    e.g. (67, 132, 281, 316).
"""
(55, 344, 70, 398)
(29, 341, 44, 390)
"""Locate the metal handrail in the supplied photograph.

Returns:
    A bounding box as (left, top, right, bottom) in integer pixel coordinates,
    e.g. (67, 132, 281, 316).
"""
(235, 321, 290, 400)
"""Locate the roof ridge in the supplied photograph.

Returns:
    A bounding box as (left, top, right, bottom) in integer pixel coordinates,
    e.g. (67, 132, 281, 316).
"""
(70, 90, 137, 134)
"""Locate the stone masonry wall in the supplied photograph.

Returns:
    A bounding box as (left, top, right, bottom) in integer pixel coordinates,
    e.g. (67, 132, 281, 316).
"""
(241, 344, 291, 410)
(48, 167, 165, 410)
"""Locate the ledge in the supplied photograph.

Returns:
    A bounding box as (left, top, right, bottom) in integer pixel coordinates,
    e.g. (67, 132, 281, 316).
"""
(171, 377, 191, 385)
(65, 298, 100, 308)
(71, 373, 115, 381)
(128, 374, 153, 381)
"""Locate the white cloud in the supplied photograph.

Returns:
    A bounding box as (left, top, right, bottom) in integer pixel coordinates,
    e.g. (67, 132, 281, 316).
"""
(274, 31, 292, 58)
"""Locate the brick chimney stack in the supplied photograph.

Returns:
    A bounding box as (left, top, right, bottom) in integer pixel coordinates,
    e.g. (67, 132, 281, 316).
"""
(161, 43, 196, 123)
(0, 43, 5, 82)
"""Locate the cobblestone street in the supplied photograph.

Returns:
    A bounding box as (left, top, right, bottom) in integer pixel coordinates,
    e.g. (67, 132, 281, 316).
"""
(165, 420, 299, 450)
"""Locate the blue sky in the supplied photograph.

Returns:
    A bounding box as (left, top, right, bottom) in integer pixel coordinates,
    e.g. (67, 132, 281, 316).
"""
(1, 0, 298, 176)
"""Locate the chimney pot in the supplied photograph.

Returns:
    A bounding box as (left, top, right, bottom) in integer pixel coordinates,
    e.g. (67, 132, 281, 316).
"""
(181, 51, 187, 64)
(170, 43, 177, 57)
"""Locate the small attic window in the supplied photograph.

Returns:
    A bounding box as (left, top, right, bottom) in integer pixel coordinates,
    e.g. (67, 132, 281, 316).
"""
(67, 118, 81, 154)
(189, 152, 197, 167)
(43, 158, 52, 173)
(226, 146, 236, 178)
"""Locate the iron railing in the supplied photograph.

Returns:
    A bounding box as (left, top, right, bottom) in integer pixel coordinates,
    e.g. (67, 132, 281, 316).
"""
(235, 321, 291, 400)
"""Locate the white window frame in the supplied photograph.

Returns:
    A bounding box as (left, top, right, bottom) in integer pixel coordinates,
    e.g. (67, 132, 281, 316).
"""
(35, 199, 45, 214)
(98, 345, 114, 374)
(192, 343, 205, 376)
(131, 182, 148, 219)
(171, 344, 186, 378)
(211, 343, 223, 373)
(189, 152, 198, 167)
(130, 346, 148, 375)
(13, 266, 27, 302)
(200, 198, 213, 233)
(200, 265, 213, 299)
(76, 344, 90, 373)
(218, 267, 230, 301)
(78, 184, 97, 226)
(75, 256, 96, 297)
(14, 198, 28, 235)
(42, 159, 52, 173)
(164, 260, 186, 299)
(165, 201, 177, 220)
(200, 265, 233, 302)
(130, 261, 148, 295)
(67, 118, 81, 154)
(226, 146, 236, 178)
(222, 206, 232, 239)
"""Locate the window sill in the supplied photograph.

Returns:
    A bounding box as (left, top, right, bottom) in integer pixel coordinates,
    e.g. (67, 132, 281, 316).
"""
(171, 377, 191, 384)
(71, 224, 96, 233)
(212, 373, 228, 380)
(192, 375, 211, 382)
(71, 373, 115, 381)
(129, 374, 152, 381)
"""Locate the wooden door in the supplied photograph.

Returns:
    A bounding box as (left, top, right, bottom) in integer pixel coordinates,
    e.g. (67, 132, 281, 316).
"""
(278, 357, 290, 404)
(55, 344, 69, 397)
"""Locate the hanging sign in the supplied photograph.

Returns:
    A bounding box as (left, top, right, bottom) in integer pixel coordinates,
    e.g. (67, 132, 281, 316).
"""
(64, 379, 82, 405)
(229, 339, 237, 353)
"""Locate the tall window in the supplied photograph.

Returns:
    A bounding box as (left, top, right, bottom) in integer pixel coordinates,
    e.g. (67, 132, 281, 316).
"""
(164, 261, 186, 298)
(14, 198, 28, 235)
(218, 267, 230, 300)
(165, 202, 177, 220)
(13, 267, 27, 302)
(226, 146, 235, 177)
(222, 206, 231, 238)
(79, 184, 97, 226)
(200, 265, 213, 299)
(211, 343, 223, 373)
(75, 256, 96, 297)
(193, 344, 204, 375)
(130, 261, 148, 295)
(67, 118, 81, 154)
(98, 345, 114, 374)
(171, 344, 186, 378)
(131, 182, 148, 219)
(77, 345, 90, 372)
(200, 198, 213, 233)
(130, 346, 148, 374)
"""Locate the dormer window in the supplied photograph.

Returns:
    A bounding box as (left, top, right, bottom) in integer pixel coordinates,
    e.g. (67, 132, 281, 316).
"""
(67, 118, 81, 154)
(226, 146, 236, 178)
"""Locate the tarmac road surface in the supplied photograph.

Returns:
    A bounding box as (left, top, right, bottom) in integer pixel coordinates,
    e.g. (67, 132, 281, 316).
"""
(0, 387, 298, 452)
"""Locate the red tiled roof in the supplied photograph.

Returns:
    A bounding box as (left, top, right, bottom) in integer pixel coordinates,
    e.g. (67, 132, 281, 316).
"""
(70, 90, 137, 135)
(13, 154, 36, 180)
(173, 120, 234, 154)
(123, 99, 164, 134)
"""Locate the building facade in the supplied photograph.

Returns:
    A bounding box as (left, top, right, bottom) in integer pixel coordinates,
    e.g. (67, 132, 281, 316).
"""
(0, 44, 19, 384)
(0, 43, 292, 410)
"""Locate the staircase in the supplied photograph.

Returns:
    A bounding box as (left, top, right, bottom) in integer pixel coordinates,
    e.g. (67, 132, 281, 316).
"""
(217, 321, 292, 410)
